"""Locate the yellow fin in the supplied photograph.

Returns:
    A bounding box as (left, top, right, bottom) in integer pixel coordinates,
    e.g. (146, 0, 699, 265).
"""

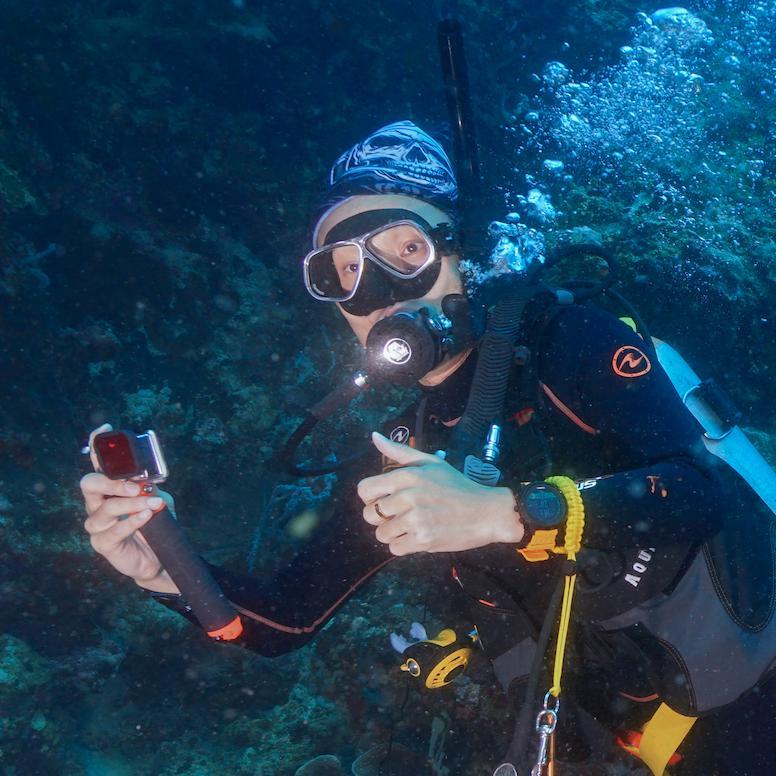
(426, 628, 457, 647)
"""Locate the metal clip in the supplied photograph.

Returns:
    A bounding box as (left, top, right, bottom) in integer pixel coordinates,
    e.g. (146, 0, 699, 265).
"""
(482, 424, 502, 463)
(492, 764, 518, 776)
(530, 693, 559, 776)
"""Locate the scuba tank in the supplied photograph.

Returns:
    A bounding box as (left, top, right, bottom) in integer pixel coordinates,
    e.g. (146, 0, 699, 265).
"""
(654, 337, 776, 517)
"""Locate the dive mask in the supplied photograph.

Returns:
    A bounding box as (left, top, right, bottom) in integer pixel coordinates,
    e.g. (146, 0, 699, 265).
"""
(303, 211, 457, 316)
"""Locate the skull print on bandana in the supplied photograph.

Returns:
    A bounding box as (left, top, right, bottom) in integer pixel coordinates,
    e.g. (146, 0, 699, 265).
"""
(328, 120, 458, 204)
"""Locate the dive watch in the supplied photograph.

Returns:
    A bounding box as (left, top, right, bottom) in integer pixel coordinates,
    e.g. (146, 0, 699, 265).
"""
(515, 482, 567, 545)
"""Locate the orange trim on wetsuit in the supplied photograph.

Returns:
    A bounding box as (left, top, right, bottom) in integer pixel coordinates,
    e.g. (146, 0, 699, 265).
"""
(540, 381, 600, 436)
(231, 556, 396, 634)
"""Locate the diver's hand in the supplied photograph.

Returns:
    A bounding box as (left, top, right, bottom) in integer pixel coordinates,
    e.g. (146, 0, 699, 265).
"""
(80, 424, 180, 594)
(358, 432, 525, 556)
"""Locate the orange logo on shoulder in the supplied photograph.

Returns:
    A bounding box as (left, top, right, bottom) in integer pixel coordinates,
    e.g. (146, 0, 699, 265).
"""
(612, 346, 651, 378)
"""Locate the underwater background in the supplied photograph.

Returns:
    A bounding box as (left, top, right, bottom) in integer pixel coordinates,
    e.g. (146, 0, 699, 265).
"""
(0, 1, 773, 774)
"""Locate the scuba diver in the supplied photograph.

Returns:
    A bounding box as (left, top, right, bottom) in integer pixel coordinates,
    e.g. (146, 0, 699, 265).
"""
(80, 120, 776, 775)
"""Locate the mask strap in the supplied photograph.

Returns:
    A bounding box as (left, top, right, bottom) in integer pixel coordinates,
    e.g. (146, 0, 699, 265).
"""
(429, 222, 461, 254)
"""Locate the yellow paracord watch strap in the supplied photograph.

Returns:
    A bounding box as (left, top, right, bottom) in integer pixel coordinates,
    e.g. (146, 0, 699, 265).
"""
(517, 476, 585, 562)
(544, 476, 585, 561)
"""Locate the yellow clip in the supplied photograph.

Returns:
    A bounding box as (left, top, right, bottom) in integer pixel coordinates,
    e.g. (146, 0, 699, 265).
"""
(518, 529, 560, 562)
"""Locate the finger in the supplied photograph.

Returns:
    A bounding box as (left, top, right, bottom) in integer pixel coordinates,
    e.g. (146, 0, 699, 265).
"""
(357, 467, 420, 504)
(87, 423, 113, 471)
(371, 489, 416, 521)
(370, 431, 439, 467)
(362, 494, 411, 527)
(90, 509, 155, 556)
(84, 494, 164, 535)
(81, 473, 143, 515)
(388, 533, 418, 557)
(375, 514, 411, 545)
(380, 488, 420, 514)
(363, 502, 384, 527)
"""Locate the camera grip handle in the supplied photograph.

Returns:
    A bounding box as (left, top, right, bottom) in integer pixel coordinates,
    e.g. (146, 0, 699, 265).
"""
(140, 504, 243, 641)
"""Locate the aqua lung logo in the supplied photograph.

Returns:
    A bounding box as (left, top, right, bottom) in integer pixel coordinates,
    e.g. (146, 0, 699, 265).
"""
(577, 479, 599, 491)
(383, 338, 412, 365)
(612, 345, 652, 378)
(390, 426, 410, 444)
(625, 547, 657, 588)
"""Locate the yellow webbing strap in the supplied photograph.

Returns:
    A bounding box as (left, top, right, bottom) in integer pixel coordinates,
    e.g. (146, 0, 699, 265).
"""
(639, 703, 697, 775)
(542, 476, 585, 699)
(549, 570, 577, 698)
(517, 528, 559, 561)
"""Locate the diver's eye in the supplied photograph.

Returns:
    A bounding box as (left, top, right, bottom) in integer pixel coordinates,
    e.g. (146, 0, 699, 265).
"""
(396, 240, 430, 271)
(401, 240, 428, 261)
(345, 262, 359, 275)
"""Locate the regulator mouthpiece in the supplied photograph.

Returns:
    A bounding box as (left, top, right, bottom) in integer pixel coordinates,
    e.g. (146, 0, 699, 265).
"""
(365, 309, 443, 385)
(363, 296, 474, 386)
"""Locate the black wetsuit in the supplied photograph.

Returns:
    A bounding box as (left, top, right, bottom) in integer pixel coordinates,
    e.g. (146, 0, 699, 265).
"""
(154, 304, 776, 774)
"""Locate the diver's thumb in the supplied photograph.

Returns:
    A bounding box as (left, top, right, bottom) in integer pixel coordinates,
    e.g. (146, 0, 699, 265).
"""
(370, 431, 433, 466)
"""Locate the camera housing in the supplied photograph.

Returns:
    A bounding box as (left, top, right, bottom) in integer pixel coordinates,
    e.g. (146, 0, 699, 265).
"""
(93, 430, 168, 483)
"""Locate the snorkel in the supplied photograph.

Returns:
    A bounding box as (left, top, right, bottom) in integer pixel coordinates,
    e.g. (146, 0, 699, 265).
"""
(437, 2, 484, 256)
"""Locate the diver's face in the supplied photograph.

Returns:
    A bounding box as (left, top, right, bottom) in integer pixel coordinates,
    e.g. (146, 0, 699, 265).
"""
(313, 194, 468, 384)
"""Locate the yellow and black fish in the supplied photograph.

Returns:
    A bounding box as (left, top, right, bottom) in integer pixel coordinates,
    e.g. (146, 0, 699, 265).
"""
(391, 622, 478, 689)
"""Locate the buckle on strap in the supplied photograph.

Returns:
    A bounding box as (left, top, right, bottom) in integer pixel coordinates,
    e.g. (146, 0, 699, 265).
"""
(517, 529, 559, 562)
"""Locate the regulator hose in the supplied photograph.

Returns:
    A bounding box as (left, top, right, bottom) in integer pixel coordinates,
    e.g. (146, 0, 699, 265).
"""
(275, 374, 370, 476)
(446, 270, 541, 469)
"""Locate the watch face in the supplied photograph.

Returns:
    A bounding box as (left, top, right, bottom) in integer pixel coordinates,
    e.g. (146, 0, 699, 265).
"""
(523, 483, 566, 527)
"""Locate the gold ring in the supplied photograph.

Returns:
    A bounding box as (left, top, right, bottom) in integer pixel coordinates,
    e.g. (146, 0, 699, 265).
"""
(375, 501, 389, 520)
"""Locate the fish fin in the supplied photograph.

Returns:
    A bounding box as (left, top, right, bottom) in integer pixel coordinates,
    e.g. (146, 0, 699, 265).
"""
(390, 633, 411, 654)
(409, 621, 428, 641)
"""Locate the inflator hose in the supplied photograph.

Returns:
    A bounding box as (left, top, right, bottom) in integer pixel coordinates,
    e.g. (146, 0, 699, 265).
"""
(544, 242, 617, 301)
(446, 276, 540, 469)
